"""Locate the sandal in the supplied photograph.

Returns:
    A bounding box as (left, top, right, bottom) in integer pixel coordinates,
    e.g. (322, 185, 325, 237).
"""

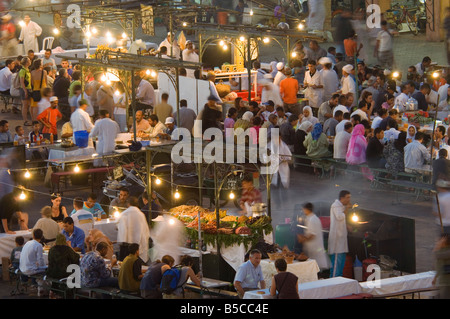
(24, 121, 32, 126)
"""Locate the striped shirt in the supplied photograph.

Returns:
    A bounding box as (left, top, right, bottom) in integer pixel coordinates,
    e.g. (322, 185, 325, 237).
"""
(71, 209, 94, 237)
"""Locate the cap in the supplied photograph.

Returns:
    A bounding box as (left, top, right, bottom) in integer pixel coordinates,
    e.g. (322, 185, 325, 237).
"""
(165, 117, 174, 125)
(318, 57, 332, 65)
(342, 64, 353, 74)
(276, 62, 284, 71)
(50, 96, 58, 102)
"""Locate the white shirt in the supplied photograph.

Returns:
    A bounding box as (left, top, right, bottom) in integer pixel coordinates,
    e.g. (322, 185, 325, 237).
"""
(261, 83, 283, 107)
(328, 199, 349, 254)
(304, 213, 330, 270)
(371, 116, 383, 129)
(320, 69, 339, 101)
(182, 49, 199, 78)
(70, 107, 94, 132)
(77, 92, 94, 117)
(90, 117, 120, 155)
(376, 29, 393, 52)
(341, 75, 356, 95)
(143, 121, 166, 138)
(136, 79, 155, 106)
(18, 20, 42, 53)
(334, 130, 351, 159)
(0, 67, 12, 92)
(113, 93, 127, 115)
(435, 192, 450, 227)
(273, 71, 286, 87)
(19, 239, 46, 275)
(404, 140, 431, 169)
(71, 209, 94, 238)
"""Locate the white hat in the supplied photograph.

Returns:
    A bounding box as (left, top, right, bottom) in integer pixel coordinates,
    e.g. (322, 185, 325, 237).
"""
(165, 117, 174, 125)
(50, 96, 58, 102)
(242, 111, 254, 122)
(276, 62, 284, 71)
(384, 69, 391, 76)
(342, 64, 353, 74)
(318, 57, 332, 65)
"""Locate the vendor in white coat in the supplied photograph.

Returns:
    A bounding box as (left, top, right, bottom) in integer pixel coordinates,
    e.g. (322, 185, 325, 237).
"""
(328, 190, 352, 278)
(159, 32, 180, 59)
(273, 62, 287, 87)
(319, 57, 339, 102)
(182, 40, 199, 78)
(117, 197, 151, 263)
(90, 109, 120, 156)
(70, 99, 94, 133)
(297, 203, 330, 271)
(260, 74, 283, 107)
(18, 15, 42, 54)
(303, 60, 324, 111)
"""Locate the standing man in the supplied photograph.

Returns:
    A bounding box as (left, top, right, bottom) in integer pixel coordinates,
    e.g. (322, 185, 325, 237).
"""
(159, 32, 180, 59)
(375, 20, 395, 70)
(307, 0, 326, 32)
(319, 57, 339, 103)
(90, 109, 120, 156)
(182, 40, 199, 78)
(117, 196, 150, 263)
(303, 60, 324, 115)
(0, 14, 18, 57)
(41, 49, 57, 71)
(18, 15, 42, 54)
(153, 92, 173, 125)
(70, 99, 94, 133)
(279, 67, 300, 117)
(234, 249, 265, 299)
(297, 203, 330, 271)
(36, 96, 62, 139)
(135, 75, 156, 118)
(97, 84, 115, 120)
(173, 99, 196, 133)
(0, 59, 14, 96)
(328, 190, 352, 277)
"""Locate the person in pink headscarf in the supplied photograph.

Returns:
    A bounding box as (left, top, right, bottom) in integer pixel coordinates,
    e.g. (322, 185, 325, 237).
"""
(346, 124, 367, 165)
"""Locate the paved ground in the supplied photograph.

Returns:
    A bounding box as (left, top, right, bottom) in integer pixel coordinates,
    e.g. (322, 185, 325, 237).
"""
(0, 14, 445, 299)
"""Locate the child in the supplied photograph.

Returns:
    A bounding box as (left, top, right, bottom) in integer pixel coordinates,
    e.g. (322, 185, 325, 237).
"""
(10, 236, 24, 269)
(382, 94, 395, 110)
(14, 125, 28, 145)
(28, 121, 43, 144)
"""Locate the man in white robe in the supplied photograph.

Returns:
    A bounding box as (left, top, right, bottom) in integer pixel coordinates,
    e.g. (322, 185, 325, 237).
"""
(182, 40, 199, 78)
(319, 57, 339, 102)
(117, 197, 151, 263)
(273, 62, 286, 87)
(70, 99, 94, 133)
(307, 0, 326, 32)
(159, 32, 180, 59)
(297, 203, 330, 270)
(304, 60, 324, 111)
(90, 109, 120, 156)
(260, 75, 283, 107)
(18, 15, 42, 53)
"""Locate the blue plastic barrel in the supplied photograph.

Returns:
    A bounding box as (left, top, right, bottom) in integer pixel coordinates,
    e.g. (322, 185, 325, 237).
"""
(275, 224, 296, 251)
(73, 130, 89, 148)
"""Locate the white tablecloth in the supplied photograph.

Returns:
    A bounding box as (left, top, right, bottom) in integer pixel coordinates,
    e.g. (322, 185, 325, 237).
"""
(359, 271, 436, 297)
(48, 147, 96, 162)
(207, 243, 248, 272)
(244, 276, 362, 299)
(0, 230, 32, 265)
(260, 259, 320, 288)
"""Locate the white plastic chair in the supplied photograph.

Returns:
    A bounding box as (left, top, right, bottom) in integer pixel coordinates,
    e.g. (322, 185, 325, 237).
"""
(42, 37, 54, 50)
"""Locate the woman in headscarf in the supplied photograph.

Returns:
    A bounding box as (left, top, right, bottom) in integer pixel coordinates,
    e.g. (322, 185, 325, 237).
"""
(383, 131, 407, 177)
(346, 124, 367, 165)
(303, 123, 332, 175)
(85, 229, 114, 260)
(300, 106, 319, 127)
(294, 121, 313, 173)
(406, 125, 417, 144)
(46, 233, 80, 280)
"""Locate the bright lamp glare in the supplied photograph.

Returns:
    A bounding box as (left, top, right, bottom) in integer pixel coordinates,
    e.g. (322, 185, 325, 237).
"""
(19, 20, 25, 27)
(174, 191, 180, 199)
(113, 211, 120, 218)
(74, 164, 80, 173)
(351, 213, 359, 223)
(92, 27, 98, 34)
(155, 178, 161, 185)
(229, 192, 235, 200)
(53, 28, 59, 35)
(19, 191, 26, 200)
(263, 37, 269, 44)
(24, 170, 31, 179)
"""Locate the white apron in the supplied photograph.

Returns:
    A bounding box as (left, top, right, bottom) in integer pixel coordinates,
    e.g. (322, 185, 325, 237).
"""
(327, 199, 349, 255)
(304, 70, 324, 109)
(304, 214, 331, 270)
(90, 118, 120, 155)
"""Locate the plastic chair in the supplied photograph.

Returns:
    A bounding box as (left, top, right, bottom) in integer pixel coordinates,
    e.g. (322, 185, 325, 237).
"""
(42, 37, 54, 50)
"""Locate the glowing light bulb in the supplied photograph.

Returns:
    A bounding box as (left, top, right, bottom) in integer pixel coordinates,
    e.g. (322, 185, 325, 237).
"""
(19, 191, 26, 200)
(155, 177, 161, 185)
(239, 36, 245, 42)
(291, 52, 297, 58)
(113, 210, 120, 218)
(106, 80, 111, 86)
(298, 23, 305, 30)
(351, 213, 359, 223)
(182, 22, 187, 27)
(24, 170, 31, 179)
(222, 44, 228, 50)
(101, 74, 107, 82)
(85, 31, 92, 38)
(263, 37, 270, 44)
(174, 190, 180, 199)
(250, 9, 254, 16)
(53, 28, 59, 35)
(92, 27, 98, 34)
(146, 69, 151, 75)
(151, 71, 157, 78)
(106, 31, 112, 38)
(229, 191, 235, 200)
(114, 90, 120, 96)
(169, 218, 175, 225)
(19, 20, 25, 27)
(433, 72, 439, 78)
(219, 40, 224, 46)
(122, 32, 127, 39)
(74, 164, 80, 173)
(392, 71, 399, 78)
